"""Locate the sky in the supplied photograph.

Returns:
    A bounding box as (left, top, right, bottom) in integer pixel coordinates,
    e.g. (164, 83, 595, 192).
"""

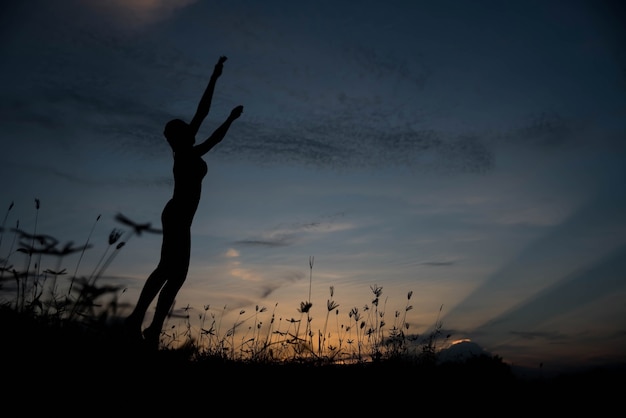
(1, 0, 625, 373)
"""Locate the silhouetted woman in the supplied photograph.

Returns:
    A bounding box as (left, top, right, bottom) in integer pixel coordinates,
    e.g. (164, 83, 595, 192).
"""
(125, 56, 243, 349)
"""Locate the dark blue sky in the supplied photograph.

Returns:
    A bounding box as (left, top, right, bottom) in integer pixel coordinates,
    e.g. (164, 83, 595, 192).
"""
(1, 0, 625, 371)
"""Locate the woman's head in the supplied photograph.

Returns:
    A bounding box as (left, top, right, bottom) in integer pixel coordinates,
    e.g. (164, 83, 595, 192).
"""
(164, 119, 194, 151)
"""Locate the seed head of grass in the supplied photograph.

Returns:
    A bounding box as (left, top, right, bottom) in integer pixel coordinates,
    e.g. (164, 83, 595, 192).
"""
(298, 301, 312, 314)
(108, 229, 123, 245)
(327, 300, 339, 311)
(370, 284, 383, 298)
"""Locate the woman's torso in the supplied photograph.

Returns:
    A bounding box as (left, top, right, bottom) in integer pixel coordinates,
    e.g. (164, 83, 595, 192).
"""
(169, 151, 208, 221)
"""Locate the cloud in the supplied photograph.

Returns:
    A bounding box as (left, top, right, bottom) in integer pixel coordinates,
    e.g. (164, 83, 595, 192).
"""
(503, 111, 575, 149)
(257, 270, 306, 300)
(229, 268, 262, 282)
(477, 243, 626, 337)
(509, 330, 568, 343)
(233, 216, 353, 248)
(234, 238, 291, 248)
(2, 0, 501, 175)
(436, 191, 626, 355)
(224, 248, 240, 258)
(219, 116, 495, 173)
(344, 44, 430, 90)
(83, 0, 198, 28)
(437, 340, 491, 364)
(229, 265, 305, 300)
(419, 261, 455, 267)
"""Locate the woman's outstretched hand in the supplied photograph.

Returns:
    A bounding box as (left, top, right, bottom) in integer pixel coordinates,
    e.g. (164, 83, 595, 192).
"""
(230, 105, 244, 120)
(214, 56, 227, 77)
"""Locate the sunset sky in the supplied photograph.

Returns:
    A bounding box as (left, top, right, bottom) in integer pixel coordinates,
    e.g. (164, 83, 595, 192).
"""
(1, 0, 625, 372)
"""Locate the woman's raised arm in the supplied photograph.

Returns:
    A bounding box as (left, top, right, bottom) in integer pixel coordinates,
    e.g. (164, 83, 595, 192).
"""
(188, 56, 227, 136)
(194, 105, 243, 156)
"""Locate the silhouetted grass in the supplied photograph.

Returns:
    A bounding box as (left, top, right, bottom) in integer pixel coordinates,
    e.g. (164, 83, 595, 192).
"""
(0, 199, 446, 365)
(1, 199, 623, 410)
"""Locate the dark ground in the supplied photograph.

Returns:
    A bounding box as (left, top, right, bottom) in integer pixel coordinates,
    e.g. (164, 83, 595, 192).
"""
(1, 305, 623, 414)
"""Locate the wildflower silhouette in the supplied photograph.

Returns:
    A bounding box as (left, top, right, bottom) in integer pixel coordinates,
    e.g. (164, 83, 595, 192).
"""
(115, 213, 162, 236)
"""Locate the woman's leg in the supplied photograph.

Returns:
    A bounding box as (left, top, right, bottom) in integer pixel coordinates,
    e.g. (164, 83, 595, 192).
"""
(125, 203, 172, 336)
(124, 267, 167, 337)
(142, 270, 187, 349)
(142, 227, 191, 349)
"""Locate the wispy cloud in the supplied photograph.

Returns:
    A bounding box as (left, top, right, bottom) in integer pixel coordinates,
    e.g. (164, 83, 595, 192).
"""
(233, 238, 291, 247)
(233, 215, 353, 248)
(224, 248, 240, 258)
(419, 261, 456, 267)
(218, 116, 496, 172)
(86, 0, 198, 27)
(2, 0, 502, 175)
(510, 330, 568, 342)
